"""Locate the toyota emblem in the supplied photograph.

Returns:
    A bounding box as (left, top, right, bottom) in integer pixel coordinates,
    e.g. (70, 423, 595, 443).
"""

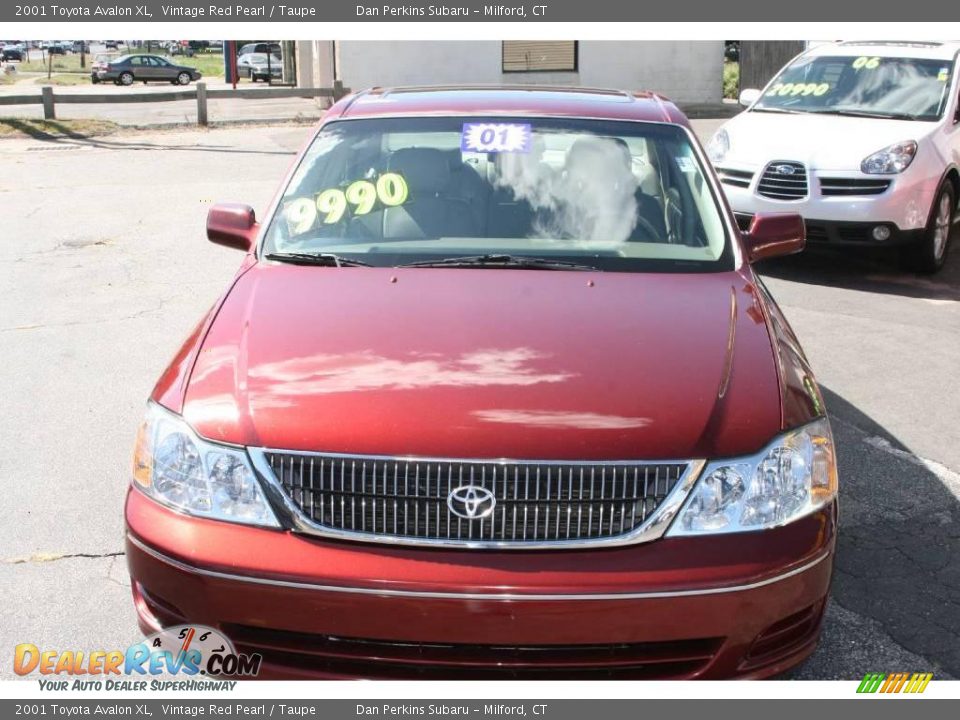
(447, 485, 497, 520)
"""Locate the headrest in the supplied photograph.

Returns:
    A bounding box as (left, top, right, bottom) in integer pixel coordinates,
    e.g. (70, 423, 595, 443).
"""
(387, 148, 453, 196)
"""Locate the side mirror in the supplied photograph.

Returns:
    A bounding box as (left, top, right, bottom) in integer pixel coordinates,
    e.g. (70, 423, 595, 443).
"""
(739, 88, 761, 107)
(207, 203, 257, 252)
(742, 213, 805, 263)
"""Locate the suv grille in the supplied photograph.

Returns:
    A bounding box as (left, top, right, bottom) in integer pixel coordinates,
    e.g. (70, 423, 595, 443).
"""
(262, 452, 689, 546)
(819, 177, 891, 196)
(757, 161, 808, 200)
(716, 167, 754, 189)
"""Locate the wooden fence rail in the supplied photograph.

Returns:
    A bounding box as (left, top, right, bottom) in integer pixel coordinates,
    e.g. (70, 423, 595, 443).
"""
(0, 81, 348, 125)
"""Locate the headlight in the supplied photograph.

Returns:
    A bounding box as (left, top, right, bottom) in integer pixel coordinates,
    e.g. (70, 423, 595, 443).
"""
(706, 128, 730, 164)
(132, 402, 279, 527)
(667, 418, 837, 536)
(861, 140, 917, 174)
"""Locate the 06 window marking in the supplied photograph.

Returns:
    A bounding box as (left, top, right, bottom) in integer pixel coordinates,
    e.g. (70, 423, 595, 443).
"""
(285, 172, 409, 234)
(852, 56, 881, 71)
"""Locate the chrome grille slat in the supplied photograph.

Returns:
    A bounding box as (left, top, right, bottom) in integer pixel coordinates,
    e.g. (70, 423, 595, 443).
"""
(265, 453, 688, 546)
(757, 161, 808, 200)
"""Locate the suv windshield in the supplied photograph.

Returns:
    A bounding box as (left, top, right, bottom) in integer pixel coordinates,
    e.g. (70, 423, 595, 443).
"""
(755, 54, 953, 120)
(262, 116, 732, 272)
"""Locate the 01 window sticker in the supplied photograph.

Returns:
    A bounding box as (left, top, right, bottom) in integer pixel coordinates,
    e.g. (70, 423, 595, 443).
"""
(765, 82, 830, 98)
(284, 173, 409, 235)
(461, 122, 532, 153)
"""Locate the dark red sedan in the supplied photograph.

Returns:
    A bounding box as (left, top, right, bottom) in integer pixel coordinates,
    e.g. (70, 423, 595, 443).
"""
(126, 86, 838, 679)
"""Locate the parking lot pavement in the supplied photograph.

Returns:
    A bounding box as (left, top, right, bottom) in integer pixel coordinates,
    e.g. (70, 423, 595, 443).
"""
(1, 125, 958, 680)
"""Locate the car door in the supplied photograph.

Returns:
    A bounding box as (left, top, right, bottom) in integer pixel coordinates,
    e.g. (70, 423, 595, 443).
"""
(127, 56, 149, 80)
(151, 56, 177, 81)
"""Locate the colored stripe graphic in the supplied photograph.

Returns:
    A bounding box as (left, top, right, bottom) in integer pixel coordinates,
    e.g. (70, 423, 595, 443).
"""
(857, 672, 932, 693)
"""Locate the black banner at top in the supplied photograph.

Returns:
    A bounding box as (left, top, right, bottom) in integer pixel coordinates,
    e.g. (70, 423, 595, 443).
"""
(2, 0, 951, 22)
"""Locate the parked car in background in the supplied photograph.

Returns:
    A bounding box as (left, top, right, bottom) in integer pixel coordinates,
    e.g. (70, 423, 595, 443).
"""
(238, 42, 281, 58)
(105, 40, 121, 50)
(90, 52, 121, 82)
(71, 41, 88, 53)
(709, 40, 960, 273)
(236, 52, 282, 82)
(95, 54, 202, 86)
(47, 44, 66, 56)
(127, 86, 838, 680)
(2, 47, 24, 62)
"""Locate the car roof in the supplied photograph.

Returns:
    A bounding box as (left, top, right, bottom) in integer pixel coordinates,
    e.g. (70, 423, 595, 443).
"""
(805, 40, 960, 61)
(325, 86, 690, 127)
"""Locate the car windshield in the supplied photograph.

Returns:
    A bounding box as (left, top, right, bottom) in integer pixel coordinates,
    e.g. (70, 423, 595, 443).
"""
(261, 116, 731, 272)
(754, 54, 953, 120)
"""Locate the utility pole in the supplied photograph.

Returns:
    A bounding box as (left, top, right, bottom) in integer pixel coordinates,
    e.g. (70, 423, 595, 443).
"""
(281, 40, 296, 86)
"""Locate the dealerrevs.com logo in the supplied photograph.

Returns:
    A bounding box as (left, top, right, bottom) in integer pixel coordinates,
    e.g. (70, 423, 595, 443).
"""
(14, 625, 261, 690)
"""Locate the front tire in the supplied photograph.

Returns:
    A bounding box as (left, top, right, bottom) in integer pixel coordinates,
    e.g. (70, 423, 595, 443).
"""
(176, 72, 191, 85)
(902, 183, 955, 274)
(119, 71, 134, 86)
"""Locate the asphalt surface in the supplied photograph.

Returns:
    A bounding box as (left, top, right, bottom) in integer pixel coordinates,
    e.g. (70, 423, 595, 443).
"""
(1, 122, 958, 680)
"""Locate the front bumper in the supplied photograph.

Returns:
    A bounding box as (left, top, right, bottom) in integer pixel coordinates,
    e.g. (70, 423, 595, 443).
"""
(734, 214, 925, 247)
(718, 164, 937, 233)
(125, 488, 835, 679)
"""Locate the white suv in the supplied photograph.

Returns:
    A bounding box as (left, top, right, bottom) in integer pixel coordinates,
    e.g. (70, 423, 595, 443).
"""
(708, 41, 960, 273)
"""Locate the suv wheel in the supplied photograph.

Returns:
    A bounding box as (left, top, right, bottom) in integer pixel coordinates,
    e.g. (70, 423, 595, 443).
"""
(119, 71, 134, 86)
(902, 182, 955, 274)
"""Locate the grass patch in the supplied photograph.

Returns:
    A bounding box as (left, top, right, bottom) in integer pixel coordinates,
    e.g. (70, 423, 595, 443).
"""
(34, 73, 91, 86)
(17, 54, 88, 74)
(161, 53, 225, 78)
(723, 61, 740, 100)
(0, 73, 15, 85)
(0, 118, 120, 140)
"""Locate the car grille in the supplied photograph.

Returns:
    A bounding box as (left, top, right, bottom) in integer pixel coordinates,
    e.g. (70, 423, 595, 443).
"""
(225, 624, 723, 679)
(819, 177, 891, 196)
(262, 452, 688, 546)
(757, 161, 808, 200)
(715, 167, 754, 189)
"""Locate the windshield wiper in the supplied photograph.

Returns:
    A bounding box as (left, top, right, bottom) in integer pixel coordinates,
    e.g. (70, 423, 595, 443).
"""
(264, 252, 372, 267)
(400, 254, 601, 272)
(804, 108, 919, 120)
(750, 106, 805, 114)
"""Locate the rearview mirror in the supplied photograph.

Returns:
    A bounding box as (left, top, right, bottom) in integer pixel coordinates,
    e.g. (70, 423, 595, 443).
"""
(207, 203, 257, 252)
(739, 88, 761, 107)
(742, 213, 805, 263)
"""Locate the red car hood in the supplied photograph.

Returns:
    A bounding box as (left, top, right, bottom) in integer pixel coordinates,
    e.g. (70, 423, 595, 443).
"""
(181, 265, 783, 460)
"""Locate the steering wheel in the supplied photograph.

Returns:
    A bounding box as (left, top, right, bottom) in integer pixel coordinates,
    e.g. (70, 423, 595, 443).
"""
(630, 215, 663, 241)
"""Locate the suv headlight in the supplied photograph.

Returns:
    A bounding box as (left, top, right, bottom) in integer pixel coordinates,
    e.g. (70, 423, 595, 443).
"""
(707, 128, 730, 164)
(667, 418, 837, 536)
(861, 140, 917, 174)
(131, 402, 279, 527)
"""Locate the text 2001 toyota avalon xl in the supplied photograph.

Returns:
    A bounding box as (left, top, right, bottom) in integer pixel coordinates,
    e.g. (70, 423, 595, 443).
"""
(127, 87, 838, 679)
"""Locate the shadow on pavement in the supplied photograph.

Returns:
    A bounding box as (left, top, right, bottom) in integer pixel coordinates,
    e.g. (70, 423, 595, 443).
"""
(799, 385, 960, 678)
(2, 118, 301, 156)
(754, 228, 960, 302)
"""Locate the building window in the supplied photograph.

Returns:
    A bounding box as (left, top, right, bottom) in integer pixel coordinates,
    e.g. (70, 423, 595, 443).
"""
(502, 41, 578, 73)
